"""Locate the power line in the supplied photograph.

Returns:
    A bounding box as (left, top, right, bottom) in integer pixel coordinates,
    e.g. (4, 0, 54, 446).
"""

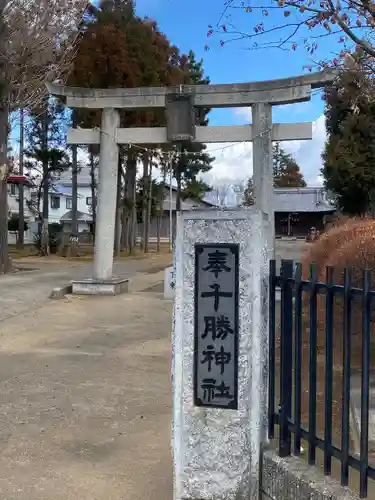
(92, 125, 274, 158)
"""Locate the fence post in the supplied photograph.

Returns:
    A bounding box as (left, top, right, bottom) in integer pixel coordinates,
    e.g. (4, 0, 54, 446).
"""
(279, 259, 294, 457)
(268, 259, 276, 440)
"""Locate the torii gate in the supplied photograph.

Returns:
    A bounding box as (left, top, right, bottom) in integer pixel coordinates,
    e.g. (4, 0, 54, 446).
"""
(47, 70, 335, 294)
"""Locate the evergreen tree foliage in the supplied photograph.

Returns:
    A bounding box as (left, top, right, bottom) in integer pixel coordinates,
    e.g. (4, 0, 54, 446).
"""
(243, 145, 306, 206)
(273, 142, 306, 188)
(174, 50, 214, 205)
(68, 0, 188, 128)
(322, 70, 375, 216)
(25, 98, 70, 215)
(136, 178, 165, 222)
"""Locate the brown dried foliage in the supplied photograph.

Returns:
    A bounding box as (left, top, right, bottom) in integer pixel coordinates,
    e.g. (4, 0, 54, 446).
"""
(302, 217, 375, 364)
(68, 13, 190, 129)
(292, 219, 375, 455)
(301, 217, 375, 280)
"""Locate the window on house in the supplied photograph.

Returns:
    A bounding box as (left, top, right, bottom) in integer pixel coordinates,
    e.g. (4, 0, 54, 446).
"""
(66, 197, 72, 210)
(86, 197, 92, 206)
(51, 195, 60, 209)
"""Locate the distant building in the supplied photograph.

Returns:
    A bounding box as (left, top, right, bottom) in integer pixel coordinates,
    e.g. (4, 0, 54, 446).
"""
(137, 185, 214, 240)
(274, 187, 335, 237)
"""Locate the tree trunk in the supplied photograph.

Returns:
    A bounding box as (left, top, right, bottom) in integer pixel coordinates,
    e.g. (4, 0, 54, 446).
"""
(89, 150, 97, 243)
(41, 107, 49, 256)
(122, 155, 137, 253)
(141, 151, 148, 251)
(0, 105, 10, 273)
(156, 215, 161, 252)
(17, 107, 24, 248)
(145, 160, 152, 253)
(70, 143, 79, 257)
(114, 155, 122, 257)
(122, 165, 132, 253)
(157, 164, 167, 253)
(130, 165, 137, 254)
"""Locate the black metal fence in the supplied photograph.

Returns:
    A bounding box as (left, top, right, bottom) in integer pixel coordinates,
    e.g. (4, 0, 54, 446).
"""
(268, 259, 375, 498)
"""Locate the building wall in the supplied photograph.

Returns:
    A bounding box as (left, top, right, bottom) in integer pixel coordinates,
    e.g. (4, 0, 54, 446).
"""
(162, 188, 211, 211)
(137, 212, 175, 240)
(275, 211, 334, 237)
(7, 183, 34, 220)
(61, 221, 91, 233)
(7, 183, 36, 244)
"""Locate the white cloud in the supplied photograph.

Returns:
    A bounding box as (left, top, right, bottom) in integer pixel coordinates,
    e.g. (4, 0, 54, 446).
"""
(204, 114, 326, 187)
(235, 107, 252, 121)
(233, 101, 317, 123)
(283, 115, 326, 185)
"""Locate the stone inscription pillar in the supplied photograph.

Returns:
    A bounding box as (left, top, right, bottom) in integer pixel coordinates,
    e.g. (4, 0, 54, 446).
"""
(172, 208, 270, 500)
(94, 108, 120, 281)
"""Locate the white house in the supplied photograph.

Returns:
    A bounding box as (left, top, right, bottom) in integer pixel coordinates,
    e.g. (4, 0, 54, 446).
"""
(7, 167, 214, 244)
(53, 167, 94, 233)
(7, 175, 36, 244)
(41, 183, 93, 233)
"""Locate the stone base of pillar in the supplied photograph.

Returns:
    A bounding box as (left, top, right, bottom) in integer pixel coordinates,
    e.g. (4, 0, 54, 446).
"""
(71, 277, 129, 296)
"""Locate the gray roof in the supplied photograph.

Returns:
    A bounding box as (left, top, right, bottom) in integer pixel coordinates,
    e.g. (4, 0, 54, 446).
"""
(60, 210, 92, 222)
(274, 187, 335, 213)
(57, 166, 94, 187)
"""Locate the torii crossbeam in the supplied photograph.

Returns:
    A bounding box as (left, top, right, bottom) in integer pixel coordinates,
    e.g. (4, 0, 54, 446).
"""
(46, 70, 336, 295)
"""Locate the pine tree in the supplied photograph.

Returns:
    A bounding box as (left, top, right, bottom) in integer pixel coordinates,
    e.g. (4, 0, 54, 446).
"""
(273, 143, 306, 188)
(69, 0, 188, 252)
(322, 69, 375, 215)
(25, 98, 70, 254)
(174, 51, 213, 209)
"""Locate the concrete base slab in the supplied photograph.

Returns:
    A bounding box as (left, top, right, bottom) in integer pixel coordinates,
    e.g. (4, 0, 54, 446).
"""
(350, 383, 375, 455)
(49, 284, 73, 299)
(72, 277, 129, 296)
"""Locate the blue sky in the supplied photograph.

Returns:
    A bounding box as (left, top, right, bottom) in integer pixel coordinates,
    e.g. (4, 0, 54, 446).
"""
(10, 0, 336, 187)
(136, 0, 333, 185)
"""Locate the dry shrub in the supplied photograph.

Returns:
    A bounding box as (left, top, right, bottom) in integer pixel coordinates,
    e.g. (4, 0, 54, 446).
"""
(324, 213, 351, 232)
(284, 219, 375, 453)
(301, 220, 375, 368)
(323, 227, 375, 368)
(301, 217, 375, 280)
(295, 220, 375, 450)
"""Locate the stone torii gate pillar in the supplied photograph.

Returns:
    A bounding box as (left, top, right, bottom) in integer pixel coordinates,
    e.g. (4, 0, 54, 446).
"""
(95, 108, 120, 282)
(47, 70, 335, 294)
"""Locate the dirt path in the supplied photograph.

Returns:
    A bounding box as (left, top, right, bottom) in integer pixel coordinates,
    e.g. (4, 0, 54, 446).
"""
(0, 253, 172, 322)
(0, 272, 172, 500)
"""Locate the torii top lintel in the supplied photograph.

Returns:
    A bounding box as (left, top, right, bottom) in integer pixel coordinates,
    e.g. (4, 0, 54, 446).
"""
(46, 70, 336, 109)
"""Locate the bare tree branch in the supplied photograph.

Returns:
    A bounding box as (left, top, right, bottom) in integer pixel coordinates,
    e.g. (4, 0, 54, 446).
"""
(213, 0, 375, 63)
(3, 0, 88, 110)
